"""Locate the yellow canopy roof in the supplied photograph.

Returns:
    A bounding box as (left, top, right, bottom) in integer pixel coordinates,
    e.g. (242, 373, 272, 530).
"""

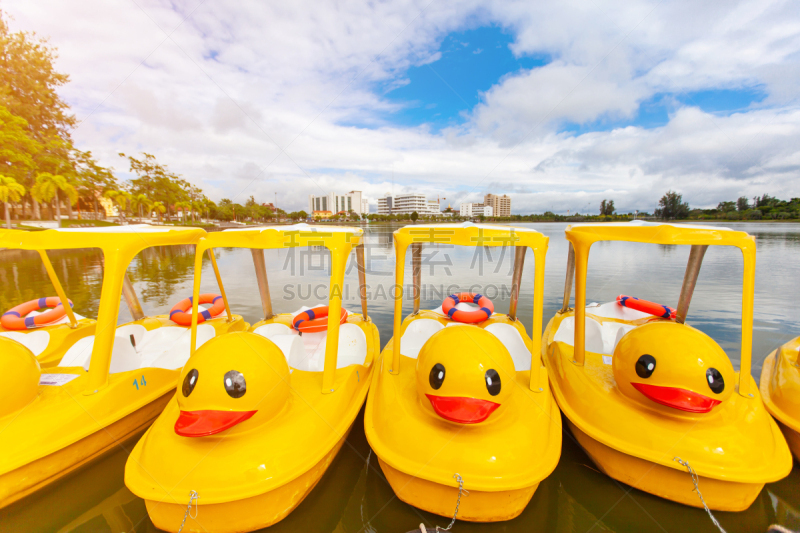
(197, 223, 363, 252)
(566, 220, 754, 250)
(393, 221, 547, 249)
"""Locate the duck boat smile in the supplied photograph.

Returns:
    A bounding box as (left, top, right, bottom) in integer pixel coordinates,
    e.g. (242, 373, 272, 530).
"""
(125, 224, 380, 533)
(365, 222, 561, 523)
(0, 225, 246, 509)
(760, 336, 800, 460)
(543, 221, 792, 512)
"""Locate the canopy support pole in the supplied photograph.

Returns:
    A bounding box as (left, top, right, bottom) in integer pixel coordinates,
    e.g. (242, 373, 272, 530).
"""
(508, 246, 525, 320)
(412, 242, 422, 314)
(676, 245, 708, 324)
(208, 249, 232, 321)
(121, 274, 145, 321)
(251, 248, 274, 320)
(356, 244, 368, 321)
(37, 250, 79, 327)
(561, 243, 575, 313)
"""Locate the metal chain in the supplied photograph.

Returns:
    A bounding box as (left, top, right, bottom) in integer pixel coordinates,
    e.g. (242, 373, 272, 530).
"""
(673, 457, 727, 533)
(436, 473, 468, 532)
(177, 490, 199, 533)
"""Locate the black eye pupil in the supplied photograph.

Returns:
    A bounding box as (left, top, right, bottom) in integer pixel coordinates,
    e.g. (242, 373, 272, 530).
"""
(429, 363, 445, 390)
(224, 370, 247, 398)
(485, 369, 501, 396)
(706, 368, 724, 394)
(635, 354, 656, 378)
(182, 369, 199, 397)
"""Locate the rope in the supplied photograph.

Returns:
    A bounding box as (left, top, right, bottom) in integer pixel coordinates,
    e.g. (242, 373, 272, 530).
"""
(673, 457, 726, 533)
(177, 490, 198, 533)
(435, 473, 468, 532)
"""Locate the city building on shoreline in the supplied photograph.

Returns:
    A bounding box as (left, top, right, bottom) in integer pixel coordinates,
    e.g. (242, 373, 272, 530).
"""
(484, 193, 511, 217)
(377, 193, 440, 216)
(308, 191, 368, 215)
(460, 202, 493, 217)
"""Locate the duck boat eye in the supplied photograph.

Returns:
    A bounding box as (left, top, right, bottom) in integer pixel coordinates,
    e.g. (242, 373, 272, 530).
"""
(224, 370, 247, 398)
(429, 363, 445, 390)
(182, 369, 199, 397)
(635, 354, 656, 378)
(485, 369, 501, 396)
(706, 368, 724, 394)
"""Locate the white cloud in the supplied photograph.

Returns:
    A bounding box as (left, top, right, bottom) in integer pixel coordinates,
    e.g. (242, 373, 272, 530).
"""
(3, 0, 799, 215)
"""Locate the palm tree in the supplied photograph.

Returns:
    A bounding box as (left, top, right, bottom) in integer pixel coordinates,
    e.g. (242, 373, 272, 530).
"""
(31, 173, 78, 228)
(152, 201, 166, 224)
(131, 193, 151, 222)
(0, 176, 26, 229)
(104, 190, 132, 223)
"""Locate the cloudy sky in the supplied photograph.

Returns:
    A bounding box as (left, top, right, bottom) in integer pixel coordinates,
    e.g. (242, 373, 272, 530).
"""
(5, 0, 800, 214)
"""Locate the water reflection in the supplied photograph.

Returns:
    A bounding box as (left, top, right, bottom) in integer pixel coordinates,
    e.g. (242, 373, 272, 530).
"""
(1, 222, 799, 532)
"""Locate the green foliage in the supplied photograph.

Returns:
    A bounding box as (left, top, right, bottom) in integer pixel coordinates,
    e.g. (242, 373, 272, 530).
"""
(655, 190, 690, 219)
(599, 199, 615, 215)
(737, 196, 750, 212)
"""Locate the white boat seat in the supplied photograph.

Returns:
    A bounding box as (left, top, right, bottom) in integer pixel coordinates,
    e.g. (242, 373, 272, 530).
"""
(553, 310, 638, 356)
(0, 330, 51, 356)
(399, 318, 533, 371)
(483, 323, 531, 371)
(252, 306, 367, 372)
(59, 324, 215, 372)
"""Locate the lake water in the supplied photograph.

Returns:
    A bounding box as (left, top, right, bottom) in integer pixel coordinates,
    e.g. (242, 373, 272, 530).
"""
(1, 222, 799, 533)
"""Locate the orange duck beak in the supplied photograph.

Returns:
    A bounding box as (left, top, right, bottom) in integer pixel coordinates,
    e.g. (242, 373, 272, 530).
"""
(174, 410, 257, 437)
(632, 383, 720, 413)
(425, 394, 500, 424)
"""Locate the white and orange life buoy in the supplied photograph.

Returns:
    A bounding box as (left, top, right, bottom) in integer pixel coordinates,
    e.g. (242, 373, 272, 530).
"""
(616, 294, 676, 319)
(292, 306, 347, 333)
(169, 294, 225, 326)
(1, 297, 73, 330)
(441, 293, 494, 324)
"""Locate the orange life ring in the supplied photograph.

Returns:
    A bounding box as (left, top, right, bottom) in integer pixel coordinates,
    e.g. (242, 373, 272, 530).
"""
(442, 293, 494, 324)
(616, 295, 676, 319)
(292, 306, 347, 333)
(169, 294, 225, 325)
(1, 297, 73, 330)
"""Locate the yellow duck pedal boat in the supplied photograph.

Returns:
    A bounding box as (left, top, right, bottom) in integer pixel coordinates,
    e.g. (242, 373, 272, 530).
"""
(365, 223, 561, 523)
(126, 225, 380, 533)
(760, 336, 800, 459)
(0, 226, 246, 509)
(543, 221, 792, 512)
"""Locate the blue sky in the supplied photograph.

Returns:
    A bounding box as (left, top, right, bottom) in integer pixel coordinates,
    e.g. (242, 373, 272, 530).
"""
(381, 26, 769, 135)
(9, 0, 799, 213)
(381, 26, 547, 129)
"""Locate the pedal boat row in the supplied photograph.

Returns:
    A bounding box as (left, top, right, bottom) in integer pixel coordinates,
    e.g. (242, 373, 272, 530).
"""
(0, 221, 797, 532)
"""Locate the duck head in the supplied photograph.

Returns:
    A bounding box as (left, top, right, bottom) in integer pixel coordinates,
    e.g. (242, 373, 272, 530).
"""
(416, 325, 515, 424)
(612, 321, 734, 414)
(175, 332, 290, 437)
(0, 337, 40, 417)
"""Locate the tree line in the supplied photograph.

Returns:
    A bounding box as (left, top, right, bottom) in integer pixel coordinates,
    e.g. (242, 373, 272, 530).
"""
(0, 14, 283, 229)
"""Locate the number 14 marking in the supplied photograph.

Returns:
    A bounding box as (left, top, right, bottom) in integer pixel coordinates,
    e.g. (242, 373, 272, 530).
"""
(133, 375, 147, 390)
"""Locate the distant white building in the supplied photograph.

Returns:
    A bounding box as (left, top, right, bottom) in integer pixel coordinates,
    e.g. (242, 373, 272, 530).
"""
(378, 193, 439, 216)
(309, 191, 368, 215)
(460, 202, 492, 218)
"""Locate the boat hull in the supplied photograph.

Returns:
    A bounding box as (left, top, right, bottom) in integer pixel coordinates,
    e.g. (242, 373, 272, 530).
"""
(776, 421, 800, 461)
(144, 430, 350, 533)
(377, 458, 537, 522)
(568, 420, 763, 512)
(0, 391, 171, 509)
